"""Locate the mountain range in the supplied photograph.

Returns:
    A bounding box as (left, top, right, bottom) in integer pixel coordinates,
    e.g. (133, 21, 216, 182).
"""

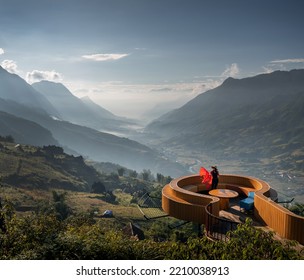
(1, 65, 304, 178)
(0, 66, 59, 117)
(0, 110, 59, 146)
(32, 81, 136, 134)
(145, 69, 304, 173)
(0, 66, 187, 176)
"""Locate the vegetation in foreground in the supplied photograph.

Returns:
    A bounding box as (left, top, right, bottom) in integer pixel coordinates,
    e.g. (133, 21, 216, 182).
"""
(0, 197, 303, 260)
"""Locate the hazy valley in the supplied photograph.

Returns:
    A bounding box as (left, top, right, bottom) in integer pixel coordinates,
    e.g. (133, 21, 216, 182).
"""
(143, 69, 304, 203)
(0, 66, 304, 204)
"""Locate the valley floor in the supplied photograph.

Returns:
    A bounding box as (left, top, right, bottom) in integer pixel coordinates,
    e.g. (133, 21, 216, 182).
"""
(162, 148, 304, 204)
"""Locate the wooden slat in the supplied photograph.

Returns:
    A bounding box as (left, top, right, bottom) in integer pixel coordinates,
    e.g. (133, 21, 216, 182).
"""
(162, 174, 304, 245)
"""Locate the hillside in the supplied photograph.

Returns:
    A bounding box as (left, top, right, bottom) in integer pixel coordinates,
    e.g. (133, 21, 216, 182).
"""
(0, 67, 186, 177)
(0, 140, 103, 191)
(0, 138, 169, 195)
(32, 81, 137, 134)
(145, 70, 304, 173)
(0, 100, 186, 176)
(0, 66, 59, 117)
(0, 110, 59, 146)
(0, 139, 164, 223)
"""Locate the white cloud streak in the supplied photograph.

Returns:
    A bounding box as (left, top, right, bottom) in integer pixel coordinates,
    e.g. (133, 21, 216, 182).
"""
(270, 58, 304, 64)
(261, 66, 275, 74)
(0, 48, 4, 55)
(82, 53, 129, 62)
(26, 70, 63, 84)
(1, 59, 19, 74)
(259, 58, 304, 74)
(221, 63, 240, 78)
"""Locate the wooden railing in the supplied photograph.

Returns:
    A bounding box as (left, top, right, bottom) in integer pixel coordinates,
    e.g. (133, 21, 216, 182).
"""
(162, 175, 220, 225)
(205, 204, 240, 242)
(254, 187, 304, 244)
(162, 174, 304, 245)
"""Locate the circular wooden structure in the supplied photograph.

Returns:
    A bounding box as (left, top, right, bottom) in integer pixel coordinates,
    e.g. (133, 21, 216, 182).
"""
(162, 173, 304, 245)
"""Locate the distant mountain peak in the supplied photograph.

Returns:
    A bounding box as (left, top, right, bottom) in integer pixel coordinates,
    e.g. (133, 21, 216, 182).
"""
(0, 66, 60, 117)
(80, 95, 93, 102)
(220, 69, 304, 91)
(221, 76, 238, 87)
(32, 80, 72, 96)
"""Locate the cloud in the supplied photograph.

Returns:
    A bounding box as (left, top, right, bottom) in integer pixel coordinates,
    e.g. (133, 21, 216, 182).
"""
(150, 87, 173, 93)
(260, 58, 304, 74)
(26, 70, 63, 84)
(270, 58, 304, 64)
(262, 66, 275, 74)
(68, 78, 223, 120)
(0, 48, 4, 55)
(1, 59, 19, 74)
(82, 53, 129, 62)
(191, 80, 222, 95)
(221, 63, 240, 78)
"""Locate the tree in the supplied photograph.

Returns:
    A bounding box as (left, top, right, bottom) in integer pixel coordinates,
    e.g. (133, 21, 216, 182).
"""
(156, 173, 172, 184)
(91, 181, 106, 194)
(117, 168, 125, 176)
(129, 170, 138, 178)
(52, 191, 72, 221)
(0, 135, 14, 143)
(104, 191, 117, 204)
(156, 173, 164, 183)
(42, 145, 64, 155)
(141, 169, 152, 181)
(0, 206, 303, 260)
(224, 218, 301, 259)
(109, 172, 119, 180)
(164, 219, 303, 260)
(288, 203, 304, 217)
(0, 198, 6, 233)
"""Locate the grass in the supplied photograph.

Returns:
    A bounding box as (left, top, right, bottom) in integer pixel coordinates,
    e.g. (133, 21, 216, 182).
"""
(113, 189, 133, 206)
(0, 141, 170, 238)
(0, 183, 148, 233)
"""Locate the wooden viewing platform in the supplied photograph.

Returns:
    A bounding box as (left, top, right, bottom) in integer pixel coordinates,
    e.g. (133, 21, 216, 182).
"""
(162, 174, 304, 245)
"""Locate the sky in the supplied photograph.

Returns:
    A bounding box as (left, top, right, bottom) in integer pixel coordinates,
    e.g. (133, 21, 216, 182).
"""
(0, 0, 304, 120)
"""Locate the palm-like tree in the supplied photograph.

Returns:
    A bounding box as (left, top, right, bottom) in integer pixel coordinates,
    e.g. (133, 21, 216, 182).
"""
(289, 203, 304, 217)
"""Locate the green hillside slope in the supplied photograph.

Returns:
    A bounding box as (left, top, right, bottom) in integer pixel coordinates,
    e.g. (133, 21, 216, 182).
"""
(0, 140, 101, 191)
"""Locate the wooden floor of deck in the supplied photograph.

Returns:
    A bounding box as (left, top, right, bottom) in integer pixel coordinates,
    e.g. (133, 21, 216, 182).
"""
(221, 197, 304, 251)
(219, 197, 262, 226)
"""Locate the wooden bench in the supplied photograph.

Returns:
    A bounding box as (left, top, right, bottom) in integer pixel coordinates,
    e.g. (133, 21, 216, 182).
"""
(221, 183, 256, 196)
(162, 184, 217, 224)
(182, 185, 198, 192)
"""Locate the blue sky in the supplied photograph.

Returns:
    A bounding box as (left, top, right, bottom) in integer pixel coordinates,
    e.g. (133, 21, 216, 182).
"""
(0, 0, 304, 119)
